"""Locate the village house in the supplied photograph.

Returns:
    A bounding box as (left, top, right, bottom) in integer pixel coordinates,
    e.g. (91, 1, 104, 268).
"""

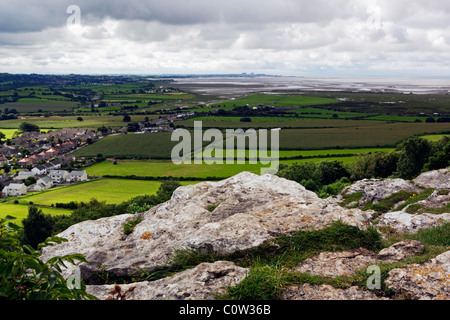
(45, 147, 58, 158)
(0, 145, 20, 157)
(31, 176, 53, 192)
(48, 170, 68, 183)
(2, 183, 27, 197)
(38, 150, 49, 161)
(14, 170, 35, 181)
(17, 157, 34, 168)
(66, 170, 88, 183)
(31, 164, 48, 176)
(49, 159, 62, 169)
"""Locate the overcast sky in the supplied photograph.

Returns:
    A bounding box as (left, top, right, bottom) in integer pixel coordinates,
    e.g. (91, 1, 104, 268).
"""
(1, 0, 450, 76)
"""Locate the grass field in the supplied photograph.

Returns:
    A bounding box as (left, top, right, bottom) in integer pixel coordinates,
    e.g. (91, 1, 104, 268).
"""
(16, 179, 196, 206)
(276, 122, 450, 149)
(212, 94, 340, 108)
(193, 148, 394, 159)
(0, 115, 158, 130)
(86, 160, 270, 178)
(0, 128, 19, 139)
(0, 100, 78, 112)
(420, 134, 450, 142)
(0, 203, 71, 222)
(178, 118, 382, 129)
(74, 122, 450, 159)
(73, 132, 178, 158)
(85, 154, 365, 179)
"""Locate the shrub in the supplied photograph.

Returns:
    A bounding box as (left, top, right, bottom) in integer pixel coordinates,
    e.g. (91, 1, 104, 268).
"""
(123, 216, 143, 236)
(396, 137, 432, 179)
(0, 216, 95, 300)
(20, 207, 54, 249)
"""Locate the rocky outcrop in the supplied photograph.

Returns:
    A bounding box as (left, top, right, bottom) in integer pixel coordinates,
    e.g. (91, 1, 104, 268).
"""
(413, 168, 450, 189)
(41, 172, 373, 278)
(377, 212, 450, 233)
(340, 178, 422, 206)
(294, 240, 424, 277)
(294, 248, 378, 277)
(86, 261, 248, 300)
(282, 284, 384, 300)
(39, 170, 449, 301)
(377, 240, 425, 262)
(385, 251, 450, 300)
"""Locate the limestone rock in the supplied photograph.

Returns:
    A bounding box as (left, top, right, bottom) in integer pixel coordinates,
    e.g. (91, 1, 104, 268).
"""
(377, 211, 450, 233)
(413, 168, 450, 190)
(86, 261, 248, 300)
(408, 189, 450, 212)
(41, 172, 372, 278)
(385, 250, 450, 300)
(294, 248, 378, 277)
(341, 178, 422, 206)
(377, 240, 425, 262)
(294, 241, 425, 278)
(282, 283, 384, 300)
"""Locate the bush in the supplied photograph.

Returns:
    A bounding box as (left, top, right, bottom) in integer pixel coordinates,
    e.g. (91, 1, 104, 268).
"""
(277, 160, 350, 194)
(351, 151, 399, 180)
(0, 216, 95, 300)
(20, 207, 54, 249)
(396, 137, 432, 179)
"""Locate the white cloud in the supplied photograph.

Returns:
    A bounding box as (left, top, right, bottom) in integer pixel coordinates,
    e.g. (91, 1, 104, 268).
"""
(0, 0, 449, 75)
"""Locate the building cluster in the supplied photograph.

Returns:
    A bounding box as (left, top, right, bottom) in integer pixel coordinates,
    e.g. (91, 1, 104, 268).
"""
(119, 112, 195, 134)
(2, 169, 88, 197)
(0, 128, 97, 197)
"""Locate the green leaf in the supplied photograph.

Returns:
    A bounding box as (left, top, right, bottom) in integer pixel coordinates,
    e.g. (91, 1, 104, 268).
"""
(23, 257, 42, 272)
(0, 261, 15, 278)
(48, 271, 57, 289)
(64, 254, 89, 264)
(5, 222, 22, 232)
(23, 245, 36, 255)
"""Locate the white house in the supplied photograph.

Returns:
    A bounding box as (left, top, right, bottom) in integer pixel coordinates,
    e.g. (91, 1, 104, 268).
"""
(31, 176, 54, 192)
(14, 170, 35, 181)
(49, 170, 69, 183)
(2, 183, 27, 197)
(66, 170, 88, 183)
(32, 165, 48, 176)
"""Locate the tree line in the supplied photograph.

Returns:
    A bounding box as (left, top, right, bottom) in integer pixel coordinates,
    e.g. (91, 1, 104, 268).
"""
(277, 136, 450, 198)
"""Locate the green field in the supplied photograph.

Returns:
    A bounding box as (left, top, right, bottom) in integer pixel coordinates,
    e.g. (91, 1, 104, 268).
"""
(194, 148, 394, 159)
(276, 122, 450, 149)
(420, 134, 450, 142)
(0, 128, 20, 139)
(178, 118, 383, 129)
(0, 115, 158, 130)
(0, 99, 78, 112)
(74, 122, 450, 159)
(85, 154, 365, 179)
(16, 179, 197, 206)
(86, 160, 271, 178)
(0, 203, 71, 222)
(212, 94, 340, 108)
(74, 132, 178, 158)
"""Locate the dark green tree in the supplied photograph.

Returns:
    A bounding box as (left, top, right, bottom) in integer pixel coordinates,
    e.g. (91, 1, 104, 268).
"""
(396, 137, 433, 179)
(317, 160, 350, 185)
(19, 122, 40, 132)
(156, 179, 182, 202)
(424, 137, 450, 171)
(20, 207, 54, 249)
